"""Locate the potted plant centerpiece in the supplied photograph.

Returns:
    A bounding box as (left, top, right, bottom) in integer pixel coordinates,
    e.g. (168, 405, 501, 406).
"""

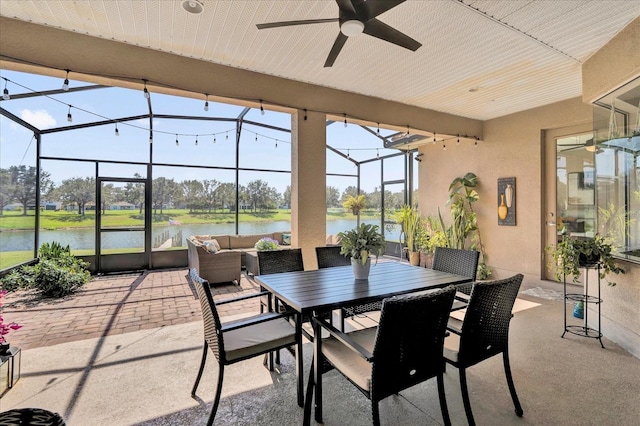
(547, 234, 625, 286)
(338, 223, 386, 280)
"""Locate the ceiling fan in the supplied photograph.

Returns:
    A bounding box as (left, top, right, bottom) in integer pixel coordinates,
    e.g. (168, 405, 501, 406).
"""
(256, 0, 421, 67)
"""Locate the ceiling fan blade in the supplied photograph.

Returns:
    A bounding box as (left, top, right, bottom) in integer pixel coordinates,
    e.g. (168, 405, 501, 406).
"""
(360, 0, 406, 19)
(363, 18, 421, 51)
(335, 0, 356, 14)
(257, 18, 338, 30)
(324, 32, 348, 67)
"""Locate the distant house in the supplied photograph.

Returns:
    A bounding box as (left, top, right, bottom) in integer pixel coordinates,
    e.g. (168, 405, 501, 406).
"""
(110, 202, 135, 210)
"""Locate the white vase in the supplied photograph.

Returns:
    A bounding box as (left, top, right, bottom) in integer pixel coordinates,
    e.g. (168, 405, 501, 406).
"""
(505, 184, 513, 208)
(351, 257, 371, 280)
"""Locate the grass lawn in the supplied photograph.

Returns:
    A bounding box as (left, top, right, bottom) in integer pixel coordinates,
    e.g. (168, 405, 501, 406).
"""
(0, 208, 380, 231)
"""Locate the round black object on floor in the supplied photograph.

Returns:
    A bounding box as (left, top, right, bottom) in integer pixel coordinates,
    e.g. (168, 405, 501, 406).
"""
(0, 408, 66, 426)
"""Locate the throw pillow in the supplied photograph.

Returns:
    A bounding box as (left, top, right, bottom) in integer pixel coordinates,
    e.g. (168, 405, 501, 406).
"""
(282, 233, 291, 245)
(203, 240, 219, 253)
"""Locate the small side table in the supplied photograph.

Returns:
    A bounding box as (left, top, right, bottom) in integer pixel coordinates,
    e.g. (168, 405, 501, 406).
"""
(562, 263, 604, 348)
(0, 346, 21, 396)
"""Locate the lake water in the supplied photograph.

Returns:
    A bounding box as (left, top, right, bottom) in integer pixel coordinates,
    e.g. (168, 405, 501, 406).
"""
(1, 219, 388, 251)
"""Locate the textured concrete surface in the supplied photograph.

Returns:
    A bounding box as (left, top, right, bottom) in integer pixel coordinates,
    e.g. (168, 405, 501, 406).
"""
(1, 268, 639, 425)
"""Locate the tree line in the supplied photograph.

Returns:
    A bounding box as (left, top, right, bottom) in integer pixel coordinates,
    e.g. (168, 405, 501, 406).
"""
(1, 166, 408, 216)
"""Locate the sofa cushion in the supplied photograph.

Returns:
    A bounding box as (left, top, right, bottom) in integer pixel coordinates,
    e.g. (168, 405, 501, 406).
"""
(230, 234, 269, 249)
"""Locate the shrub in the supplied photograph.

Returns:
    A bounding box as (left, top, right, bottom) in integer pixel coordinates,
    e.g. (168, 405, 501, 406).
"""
(255, 237, 280, 251)
(0, 242, 90, 297)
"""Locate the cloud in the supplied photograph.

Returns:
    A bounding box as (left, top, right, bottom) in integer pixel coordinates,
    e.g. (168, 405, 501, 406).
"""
(20, 109, 57, 129)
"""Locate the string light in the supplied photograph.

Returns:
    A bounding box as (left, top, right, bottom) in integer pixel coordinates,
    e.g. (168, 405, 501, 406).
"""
(67, 105, 73, 122)
(376, 123, 380, 136)
(407, 125, 410, 136)
(344, 114, 348, 127)
(114, 123, 119, 136)
(347, 149, 350, 159)
(255, 134, 258, 142)
(149, 132, 153, 144)
(62, 69, 70, 91)
(2, 78, 10, 100)
(204, 94, 209, 112)
(433, 133, 437, 143)
(376, 149, 379, 159)
(213, 135, 216, 143)
(474, 137, 478, 147)
(275, 139, 278, 148)
(226, 132, 229, 140)
(195, 135, 198, 146)
(176, 134, 179, 146)
(143, 80, 150, 99)
(260, 100, 265, 115)
(304, 109, 307, 121)
(443, 141, 447, 151)
(457, 134, 460, 144)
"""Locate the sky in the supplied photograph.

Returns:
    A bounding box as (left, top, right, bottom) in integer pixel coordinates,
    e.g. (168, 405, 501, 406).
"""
(0, 69, 414, 195)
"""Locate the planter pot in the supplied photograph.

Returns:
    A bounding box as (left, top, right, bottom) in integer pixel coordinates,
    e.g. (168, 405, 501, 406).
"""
(0, 342, 9, 356)
(408, 251, 420, 266)
(573, 301, 584, 319)
(578, 253, 599, 267)
(420, 252, 433, 269)
(351, 257, 371, 280)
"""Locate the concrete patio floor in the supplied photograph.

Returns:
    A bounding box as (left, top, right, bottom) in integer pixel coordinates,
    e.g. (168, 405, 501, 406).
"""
(1, 265, 639, 425)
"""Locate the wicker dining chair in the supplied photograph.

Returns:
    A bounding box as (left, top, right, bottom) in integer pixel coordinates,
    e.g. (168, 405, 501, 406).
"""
(190, 269, 303, 425)
(444, 274, 524, 426)
(257, 248, 304, 275)
(304, 286, 457, 426)
(432, 246, 479, 309)
(315, 245, 350, 268)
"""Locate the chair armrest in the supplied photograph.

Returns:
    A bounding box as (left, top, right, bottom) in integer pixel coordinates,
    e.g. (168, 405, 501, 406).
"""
(313, 316, 374, 361)
(215, 291, 271, 305)
(221, 310, 295, 332)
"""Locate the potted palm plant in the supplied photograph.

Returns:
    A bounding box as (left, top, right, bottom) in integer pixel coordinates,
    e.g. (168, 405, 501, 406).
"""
(546, 234, 625, 286)
(391, 205, 423, 266)
(338, 223, 386, 280)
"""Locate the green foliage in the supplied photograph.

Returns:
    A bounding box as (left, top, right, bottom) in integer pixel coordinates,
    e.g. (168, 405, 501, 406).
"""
(254, 237, 280, 251)
(0, 242, 90, 297)
(338, 223, 386, 265)
(342, 194, 367, 215)
(439, 172, 491, 279)
(546, 234, 625, 286)
(390, 205, 422, 252)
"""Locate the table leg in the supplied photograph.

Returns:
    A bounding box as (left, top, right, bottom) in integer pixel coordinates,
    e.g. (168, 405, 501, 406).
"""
(295, 313, 304, 407)
(313, 316, 323, 423)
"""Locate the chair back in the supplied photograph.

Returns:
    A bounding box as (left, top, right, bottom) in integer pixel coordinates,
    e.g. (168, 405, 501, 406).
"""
(257, 248, 304, 275)
(372, 286, 456, 401)
(458, 274, 523, 366)
(432, 247, 480, 281)
(315, 246, 350, 268)
(190, 269, 225, 363)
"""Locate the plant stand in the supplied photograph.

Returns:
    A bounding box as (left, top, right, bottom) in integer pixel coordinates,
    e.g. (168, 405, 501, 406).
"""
(562, 263, 604, 348)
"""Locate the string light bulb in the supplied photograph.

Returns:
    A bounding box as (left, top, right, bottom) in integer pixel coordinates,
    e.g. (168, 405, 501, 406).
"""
(213, 135, 216, 143)
(204, 94, 209, 112)
(407, 125, 410, 136)
(443, 142, 447, 151)
(67, 105, 73, 122)
(376, 149, 379, 159)
(143, 81, 150, 99)
(343, 114, 347, 127)
(376, 123, 380, 136)
(260, 100, 265, 115)
(176, 134, 179, 146)
(347, 149, 350, 159)
(255, 134, 258, 142)
(195, 135, 198, 146)
(304, 109, 307, 121)
(62, 69, 70, 91)
(474, 137, 478, 147)
(2, 79, 10, 100)
(457, 134, 460, 144)
(226, 132, 229, 140)
(149, 132, 153, 144)
(275, 139, 278, 148)
(115, 123, 119, 136)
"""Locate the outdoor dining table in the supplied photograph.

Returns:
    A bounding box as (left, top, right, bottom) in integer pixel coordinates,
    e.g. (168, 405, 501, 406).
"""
(254, 260, 473, 422)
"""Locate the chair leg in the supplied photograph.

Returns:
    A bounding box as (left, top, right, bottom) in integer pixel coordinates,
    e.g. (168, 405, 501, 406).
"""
(206, 363, 225, 426)
(191, 341, 208, 396)
(459, 368, 476, 426)
(372, 400, 381, 426)
(437, 373, 452, 426)
(503, 351, 524, 417)
(303, 358, 315, 426)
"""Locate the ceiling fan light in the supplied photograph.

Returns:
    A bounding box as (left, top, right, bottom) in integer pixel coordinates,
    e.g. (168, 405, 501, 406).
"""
(341, 20, 364, 37)
(181, 0, 204, 14)
(586, 145, 597, 152)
